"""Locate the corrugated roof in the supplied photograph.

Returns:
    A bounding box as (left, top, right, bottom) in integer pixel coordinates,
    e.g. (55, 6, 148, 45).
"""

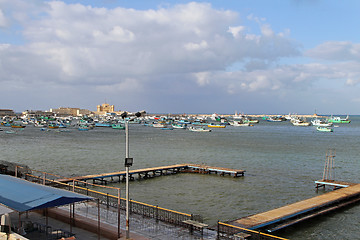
(0, 174, 93, 212)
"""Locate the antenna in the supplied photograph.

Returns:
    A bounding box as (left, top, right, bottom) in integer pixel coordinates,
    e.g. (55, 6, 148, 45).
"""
(322, 148, 336, 181)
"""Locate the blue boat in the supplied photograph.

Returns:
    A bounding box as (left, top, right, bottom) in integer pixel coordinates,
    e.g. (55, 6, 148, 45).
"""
(78, 125, 90, 131)
(161, 127, 174, 130)
(95, 122, 112, 127)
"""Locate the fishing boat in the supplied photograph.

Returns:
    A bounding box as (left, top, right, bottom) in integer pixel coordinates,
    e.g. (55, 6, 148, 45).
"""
(292, 121, 311, 126)
(48, 123, 59, 129)
(327, 115, 351, 123)
(172, 123, 187, 129)
(265, 116, 287, 122)
(291, 118, 311, 126)
(316, 126, 333, 132)
(208, 123, 226, 128)
(177, 119, 191, 124)
(188, 126, 211, 132)
(243, 117, 259, 124)
(161, 127, 174, 130)
(95, 122, 112, 127)
(152, 122, 167, 128)
(11, 123, 26, 128)
(311, 118, 333, 127)
(78, 125, 90, 131)
(112, 124, 125, 130)
(230, 121, 250, 127)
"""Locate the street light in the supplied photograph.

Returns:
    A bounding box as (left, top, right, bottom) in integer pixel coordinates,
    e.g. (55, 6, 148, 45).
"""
(121, 110, 145, 239)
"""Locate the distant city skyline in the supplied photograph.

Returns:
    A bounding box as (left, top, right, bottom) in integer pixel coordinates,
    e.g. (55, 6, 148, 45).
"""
(1, 0, 360, 114)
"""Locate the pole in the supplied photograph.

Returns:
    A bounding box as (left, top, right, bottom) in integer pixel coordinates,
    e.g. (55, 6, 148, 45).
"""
(97, 199, 100, 240)
(125, 120, 130, 239)
(118, 188, 121, 239)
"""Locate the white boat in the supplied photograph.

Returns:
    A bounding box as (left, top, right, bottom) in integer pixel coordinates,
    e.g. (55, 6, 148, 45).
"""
(292, 121, 311, 126)
(291, 118, 311, 126)
(230, 121, 250, 127)
(152, 122, 167, 128)
(311, 118, 333, 127)
(188, 126, 211, 132)
(291, 117, 311, 126)
(172, 123, 187, 129)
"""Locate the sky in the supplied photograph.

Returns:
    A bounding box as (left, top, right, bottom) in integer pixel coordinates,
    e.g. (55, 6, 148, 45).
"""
(1, 0, 360, 114)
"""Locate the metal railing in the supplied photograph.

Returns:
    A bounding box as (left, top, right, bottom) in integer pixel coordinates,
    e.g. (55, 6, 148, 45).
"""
(217, 222, 288, 240)
(15, 166, 193, 227)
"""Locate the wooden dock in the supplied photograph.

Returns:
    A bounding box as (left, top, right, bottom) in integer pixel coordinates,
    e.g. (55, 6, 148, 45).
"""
(228, 182, 360, 232)
(58, 164, 245, 184)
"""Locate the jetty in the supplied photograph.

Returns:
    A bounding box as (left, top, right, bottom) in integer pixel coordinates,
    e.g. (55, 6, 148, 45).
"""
(58, 163, 245, 184)
(228, 181, 360, 232)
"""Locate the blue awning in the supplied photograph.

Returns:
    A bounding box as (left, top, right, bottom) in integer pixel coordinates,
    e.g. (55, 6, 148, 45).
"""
(0, 204, 13, 215)
(0, 174, 93, 212)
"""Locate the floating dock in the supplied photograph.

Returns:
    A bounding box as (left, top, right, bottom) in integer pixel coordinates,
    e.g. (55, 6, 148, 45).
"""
(228, 182, 360, 232)
(58, 164, 245, 184)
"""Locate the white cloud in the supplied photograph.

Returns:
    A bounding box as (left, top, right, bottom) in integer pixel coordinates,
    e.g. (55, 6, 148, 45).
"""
(260, 24, 274, 37)
(5, 0, 348, 113)
(184, 40, 208, 51)
(0, 1, 300, 86)
(0, 9, 7, 27)
(228, 26, 245, 38)
(194, 72, 210, 86)
(95, 78, 142, 93)
(306, 41, 360, 61)
(92, 26, 135, 44)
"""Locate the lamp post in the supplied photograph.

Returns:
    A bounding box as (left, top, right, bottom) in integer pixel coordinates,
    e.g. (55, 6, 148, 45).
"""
(121, 110, 145, 239)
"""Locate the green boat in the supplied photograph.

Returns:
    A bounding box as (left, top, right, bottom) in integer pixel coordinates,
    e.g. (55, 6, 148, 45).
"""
(112, 124, 125, 129)
(316, 126, 333, 132)
(327, 115, 351, 123)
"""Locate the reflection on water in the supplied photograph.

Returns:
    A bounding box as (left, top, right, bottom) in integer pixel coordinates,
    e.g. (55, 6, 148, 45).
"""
(1, 116, 360, 239)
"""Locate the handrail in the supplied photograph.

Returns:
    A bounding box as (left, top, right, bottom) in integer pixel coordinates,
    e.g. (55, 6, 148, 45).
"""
(218, 222, 289, 240)
(20, 169, 192, 224)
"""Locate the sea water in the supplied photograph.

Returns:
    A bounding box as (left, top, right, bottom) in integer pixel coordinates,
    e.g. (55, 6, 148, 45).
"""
(1, 116, 359, 240)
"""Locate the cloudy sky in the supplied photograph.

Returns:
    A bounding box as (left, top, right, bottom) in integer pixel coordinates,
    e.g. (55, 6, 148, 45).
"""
(1, 0, 359, 114)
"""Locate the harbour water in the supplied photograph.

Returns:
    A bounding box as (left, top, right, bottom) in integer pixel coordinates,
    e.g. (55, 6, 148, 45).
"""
(1, 116, 359, 239)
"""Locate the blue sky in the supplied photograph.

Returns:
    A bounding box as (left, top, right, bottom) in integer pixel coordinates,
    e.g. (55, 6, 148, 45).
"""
(1, 0, 360, 114)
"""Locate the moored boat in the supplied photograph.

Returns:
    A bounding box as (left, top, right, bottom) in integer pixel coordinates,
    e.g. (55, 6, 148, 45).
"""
(48, 123, 59, 129)
(188, 126, 211, 132)
(291, 118, 311, 126)
(230, 121, 250, 127)
(11, 124, 26, 128)
(316, 126, 333, 132)
(311, 118, 333, 127)
(172, 123, 187, 129)
(265, 116, 287, 122)
(112, 124, 125, 129)
(327, 115, 351, 124)
(161, 127, 174, 130)
(153, 121, 167, 128)
(95, 122, 112, 127)
(208, 123, 226, 128)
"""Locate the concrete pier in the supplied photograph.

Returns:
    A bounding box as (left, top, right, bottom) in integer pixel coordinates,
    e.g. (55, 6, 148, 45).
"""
(228, 183, 360, 232)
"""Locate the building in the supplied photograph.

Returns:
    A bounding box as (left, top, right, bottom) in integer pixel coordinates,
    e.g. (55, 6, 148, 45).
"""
(0, 109, 16, 117)
(96, 103, 116, 115)
(50, 107, 93, 117)
(22, 110, 54, 119)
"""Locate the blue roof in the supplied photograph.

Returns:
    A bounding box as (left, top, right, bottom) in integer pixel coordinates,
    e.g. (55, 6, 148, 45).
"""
(0, 174, 93, 212)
